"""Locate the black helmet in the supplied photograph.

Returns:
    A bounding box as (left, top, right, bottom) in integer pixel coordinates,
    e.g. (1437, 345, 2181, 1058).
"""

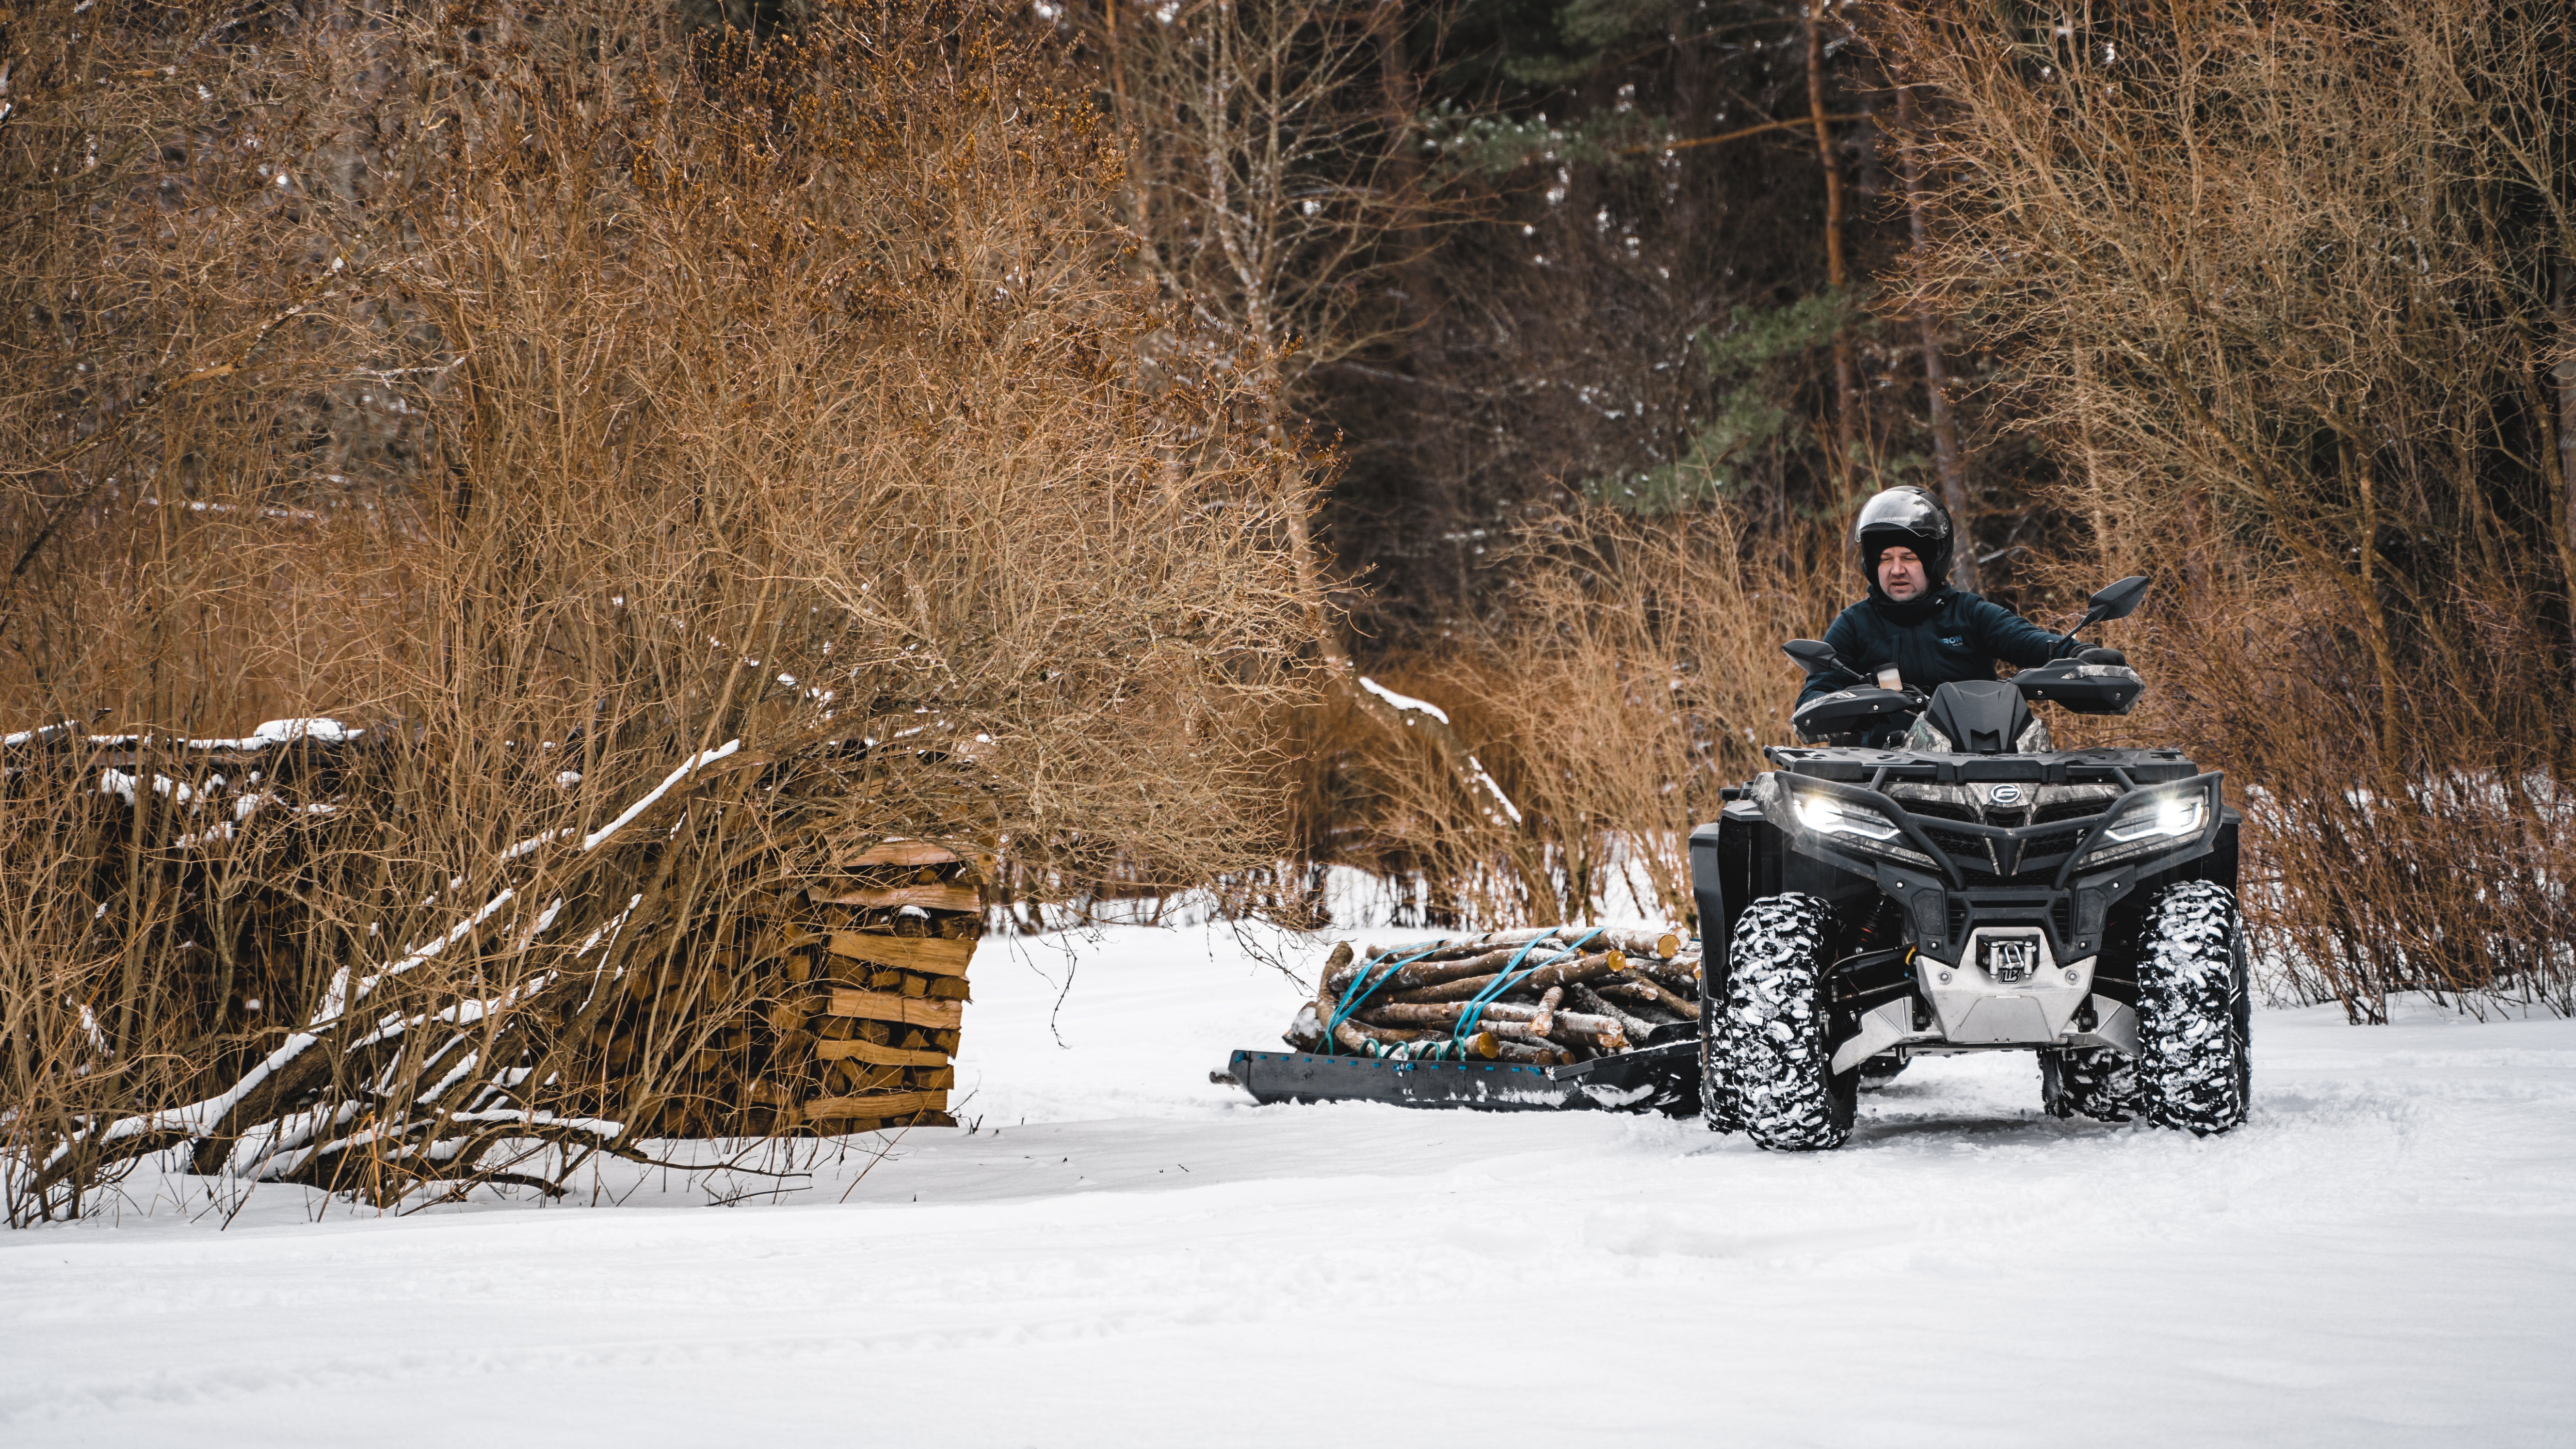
(1853, 486, 1954, 589)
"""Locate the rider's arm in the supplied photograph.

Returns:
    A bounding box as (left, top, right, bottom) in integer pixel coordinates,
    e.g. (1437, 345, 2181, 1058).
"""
(1964, 596, 2077, 667)
(1796, 605, 1874, 707)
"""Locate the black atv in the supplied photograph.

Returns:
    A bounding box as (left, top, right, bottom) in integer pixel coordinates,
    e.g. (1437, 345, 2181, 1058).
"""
(1689, 577, 2253, 1150)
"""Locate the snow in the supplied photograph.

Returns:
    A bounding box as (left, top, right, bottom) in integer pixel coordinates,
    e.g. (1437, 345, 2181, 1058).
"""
(178, 718, 361, 750)
(499, 826, 572, 861)
(1356, 673, 1451, 724)
(249, 717, 353, 745)
(580, 738, 741, 851)
(94, 768, 169, 806)
(318, 886, 519, 1022)
(1354, 677, 1524, 824)
(1462, 750, 1525, 824)
(4, 921, 2571, 1447)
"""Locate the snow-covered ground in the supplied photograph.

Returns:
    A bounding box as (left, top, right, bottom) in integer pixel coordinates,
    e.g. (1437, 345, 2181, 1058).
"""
(5, 919, 2572, 1447)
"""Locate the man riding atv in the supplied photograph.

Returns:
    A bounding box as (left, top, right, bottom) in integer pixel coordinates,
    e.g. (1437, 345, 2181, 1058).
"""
(1798, 487, 2096, 718)
(1691, 499, 2252, 1151)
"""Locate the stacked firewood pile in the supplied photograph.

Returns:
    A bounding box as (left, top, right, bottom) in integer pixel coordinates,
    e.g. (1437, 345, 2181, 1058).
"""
(1286, 925, 1704, 1065)
(737, 841, 982, 1133)
(2, 718, 991, 1218)
(566, 845, 982, 1139)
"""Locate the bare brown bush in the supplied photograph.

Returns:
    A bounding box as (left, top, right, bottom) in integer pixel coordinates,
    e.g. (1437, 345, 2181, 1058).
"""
(0, 0, 1317, 1220)
(2111, 575, 2576, 1021)
(1878, 0, 2576, 1015)
(1301, 503, 1842, 930)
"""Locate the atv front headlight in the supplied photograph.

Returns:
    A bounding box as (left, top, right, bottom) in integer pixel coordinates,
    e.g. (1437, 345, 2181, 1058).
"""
(1759, 777, 1936, 867)
(1795, 792, 1901, 840)
(2103, 793, 2204, 843)
(2075, 780, 2216, 871)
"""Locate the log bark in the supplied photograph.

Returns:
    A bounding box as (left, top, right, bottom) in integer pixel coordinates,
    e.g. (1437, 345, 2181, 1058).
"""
(1567, 981, 1656, 1039)
(1360, 999, 1541, 1026)
(1344, 925, 1679, 979)
(1529, 985, 1564, 1036)
(1360, 1009, 1617, 1055)
(808, 882, 981, 913)
(839, 840, 962, 868)
(1357, 1010, 1626, 1054)
(821, 990, 964, 1029)
(1301, 941, 1355, 1048)
(1336, 941, 1563, 995)
(1305, 936, 1646, 1057)
(1381, 950, 1627, 1003)
(1543, 1019, 1627, 1053)
(1348, 925, 1562, 970)
(1628, 950, 1702, 991)
(825, 930, 973, 977)
(1312, 939, 1354, 1000)
(1309, 954, 1513, 1061)
(1489, 1038, 1570, 1066)
(1329, 1018, 1501, 1058)
(1331, 932, 1675, 993)
(805, 1089, 949, 1121)
(1600, 972, 1702, 1019)
(815, 1038, 950, 1067)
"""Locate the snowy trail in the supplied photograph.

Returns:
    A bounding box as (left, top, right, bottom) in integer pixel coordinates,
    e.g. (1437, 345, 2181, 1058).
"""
(4, 923, 2572, 1447)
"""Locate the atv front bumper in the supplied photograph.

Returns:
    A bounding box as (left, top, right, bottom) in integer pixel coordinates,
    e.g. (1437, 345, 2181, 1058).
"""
(1830, 933, 2142, 1073)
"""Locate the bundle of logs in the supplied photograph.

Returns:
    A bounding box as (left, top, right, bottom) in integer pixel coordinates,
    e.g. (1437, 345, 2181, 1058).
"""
(1286, 925, 1705, 1065)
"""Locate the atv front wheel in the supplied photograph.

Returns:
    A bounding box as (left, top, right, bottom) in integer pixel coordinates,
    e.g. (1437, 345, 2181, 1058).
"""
(2136, 880, 2252, 1134)
(1719, 893, 1855, 1150)
(2039, 1047, 2136, 1122)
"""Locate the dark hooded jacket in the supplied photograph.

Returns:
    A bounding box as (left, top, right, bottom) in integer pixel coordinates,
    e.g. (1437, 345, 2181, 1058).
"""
(1796, 589, 2077, 709)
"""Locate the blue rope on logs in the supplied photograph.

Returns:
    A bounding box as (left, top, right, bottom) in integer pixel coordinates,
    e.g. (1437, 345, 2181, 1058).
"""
(1450, 927, 1605, 1051)
(1322, 942, 1446, 1054)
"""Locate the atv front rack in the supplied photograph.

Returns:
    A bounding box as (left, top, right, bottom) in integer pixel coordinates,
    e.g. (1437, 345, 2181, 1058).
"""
(1218, 1039, 1699, 1115)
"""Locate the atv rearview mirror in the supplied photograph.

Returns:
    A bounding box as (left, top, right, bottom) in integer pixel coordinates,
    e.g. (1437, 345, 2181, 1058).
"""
(2089, 575, 2151, 621)
(2065, 575, 2151, 642)
(1782, 639, 1861, 681)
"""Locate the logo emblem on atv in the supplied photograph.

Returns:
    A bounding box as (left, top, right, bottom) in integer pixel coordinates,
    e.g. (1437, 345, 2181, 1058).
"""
(1991, 785, 2024, 805)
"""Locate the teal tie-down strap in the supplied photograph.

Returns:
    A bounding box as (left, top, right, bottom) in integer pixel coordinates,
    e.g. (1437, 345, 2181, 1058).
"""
(1323, 942, 1445, 1052)
(1450, 926, 1604, 1050)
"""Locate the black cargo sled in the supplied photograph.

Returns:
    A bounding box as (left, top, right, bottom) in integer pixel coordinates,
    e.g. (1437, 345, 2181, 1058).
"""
(1218, 1033, 1700, 1116)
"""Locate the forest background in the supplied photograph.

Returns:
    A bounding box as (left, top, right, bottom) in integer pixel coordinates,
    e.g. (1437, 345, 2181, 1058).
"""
(1, 0, 2571, 1211)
